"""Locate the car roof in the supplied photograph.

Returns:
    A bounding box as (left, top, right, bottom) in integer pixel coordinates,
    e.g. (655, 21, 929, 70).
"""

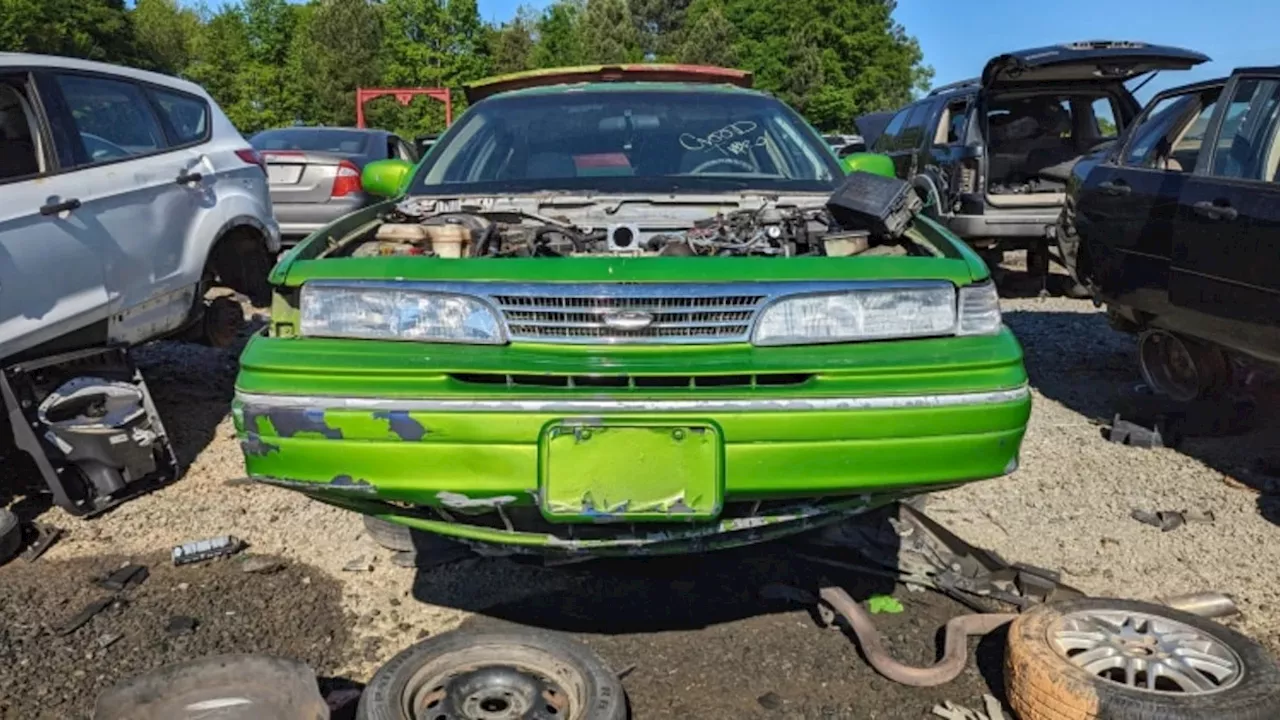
(466, 64, 755, 103)
(0, 52, 209, 98)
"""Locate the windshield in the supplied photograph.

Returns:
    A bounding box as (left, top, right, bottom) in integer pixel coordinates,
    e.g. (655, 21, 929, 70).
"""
(251, 129, 372, 154)
(409, 89, 841, 195)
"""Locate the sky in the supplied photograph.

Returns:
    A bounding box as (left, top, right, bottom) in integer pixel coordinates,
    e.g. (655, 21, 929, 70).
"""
(892, 0, 1279, 102)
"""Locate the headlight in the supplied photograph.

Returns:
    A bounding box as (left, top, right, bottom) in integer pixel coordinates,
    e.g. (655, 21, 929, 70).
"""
(753, 286, 957, 346)
(957, 281, 1002, 336)
(300, 285, 505, 344)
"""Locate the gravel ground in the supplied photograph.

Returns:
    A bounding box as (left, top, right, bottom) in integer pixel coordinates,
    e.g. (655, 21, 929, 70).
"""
(2, 261, 1278, 718)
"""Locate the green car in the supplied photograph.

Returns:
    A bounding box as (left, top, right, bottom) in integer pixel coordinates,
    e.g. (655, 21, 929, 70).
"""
(234, 65, 1030, 556)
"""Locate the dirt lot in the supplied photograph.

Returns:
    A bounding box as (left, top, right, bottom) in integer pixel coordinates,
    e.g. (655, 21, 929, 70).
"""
(2, 266, 1278, 719)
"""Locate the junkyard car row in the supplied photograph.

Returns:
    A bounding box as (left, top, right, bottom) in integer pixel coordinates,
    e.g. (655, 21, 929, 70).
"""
(3, 45, 1279, 554)
(3, 41, 1280, 719)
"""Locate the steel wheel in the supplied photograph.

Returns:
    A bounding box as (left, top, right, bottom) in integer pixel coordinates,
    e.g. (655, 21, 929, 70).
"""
(409, 664, 569, 720)
(357, 630, 626, 720)
(1049, 609, 1243, 695)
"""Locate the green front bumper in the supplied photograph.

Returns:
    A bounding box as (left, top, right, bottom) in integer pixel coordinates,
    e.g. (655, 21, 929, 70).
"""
(233, 330, 1030, 552)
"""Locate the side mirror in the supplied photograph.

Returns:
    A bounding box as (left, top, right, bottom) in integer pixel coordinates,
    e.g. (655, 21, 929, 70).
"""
(839, 152, 896, 178)
(362, 159, 414, 198)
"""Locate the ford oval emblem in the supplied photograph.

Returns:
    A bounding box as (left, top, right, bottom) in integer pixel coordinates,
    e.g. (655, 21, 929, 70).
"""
(601, 310, 655, 331)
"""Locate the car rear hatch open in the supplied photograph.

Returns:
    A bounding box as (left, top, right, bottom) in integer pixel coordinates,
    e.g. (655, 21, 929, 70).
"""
(979, 41, 1208, 208)
(261, 150, 363, 205)
(981, 41, 1209, 88)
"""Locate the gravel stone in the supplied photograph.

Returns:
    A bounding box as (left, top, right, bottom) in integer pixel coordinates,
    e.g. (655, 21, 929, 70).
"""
(2, 268, 1278, 718)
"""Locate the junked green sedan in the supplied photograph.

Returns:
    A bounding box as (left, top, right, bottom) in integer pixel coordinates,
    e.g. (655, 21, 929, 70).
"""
(233, 65, 1030, 556)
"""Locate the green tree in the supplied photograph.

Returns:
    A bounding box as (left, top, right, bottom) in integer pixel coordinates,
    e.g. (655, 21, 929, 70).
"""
(718, 0, 931, 131)
(0, 0, 143, 65)
(531, 0, 584, 68)
(579, 0, 638, 64)
(132, 0, 200, 74)
(374, 0, 490, 136)
(631, 0, 691, 59)
(294, 0, 384, 126)
(488, 6, 537, 75)
(676, 0, 735, 67)
(185, 7, 249, 113)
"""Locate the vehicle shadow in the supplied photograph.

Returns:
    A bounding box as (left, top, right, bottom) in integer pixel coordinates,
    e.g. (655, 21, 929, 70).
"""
(1004, 307, 1280, 525)
(408, 511, 1011, 715)
(408, 520, 900, 636)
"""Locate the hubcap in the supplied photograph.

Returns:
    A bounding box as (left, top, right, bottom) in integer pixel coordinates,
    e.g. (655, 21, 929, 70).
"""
(411, 665, 569, 720)
(1049, 609, 1243, 694)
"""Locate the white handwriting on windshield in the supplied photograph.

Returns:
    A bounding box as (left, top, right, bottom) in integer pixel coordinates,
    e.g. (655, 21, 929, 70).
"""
(680, 121, 765, 155)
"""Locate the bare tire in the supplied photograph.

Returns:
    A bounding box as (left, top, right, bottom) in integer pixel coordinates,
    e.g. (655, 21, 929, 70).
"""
(1006, 597, 1280, 720)
(364, 515, 416, 553)
(357, 630, 627, 720)
(0, 508, 20, 566)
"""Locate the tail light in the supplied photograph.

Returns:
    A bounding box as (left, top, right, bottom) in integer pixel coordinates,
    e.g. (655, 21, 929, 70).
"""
(331, 160, 362, 198)
(235, 149, 266, 174)
(957, 158, 978, 194)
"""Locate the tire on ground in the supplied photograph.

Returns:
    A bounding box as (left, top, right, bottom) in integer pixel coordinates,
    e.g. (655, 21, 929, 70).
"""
(1006, 596, 1280, 720)
(357, 630, 627, 720)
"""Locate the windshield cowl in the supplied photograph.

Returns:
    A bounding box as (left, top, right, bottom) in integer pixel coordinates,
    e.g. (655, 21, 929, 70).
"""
(398, 192, 833, 230)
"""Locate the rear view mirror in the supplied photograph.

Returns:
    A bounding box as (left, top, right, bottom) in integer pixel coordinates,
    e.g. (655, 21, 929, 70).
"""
(839, 152, 895, 178)
(362, 159, 414, 198)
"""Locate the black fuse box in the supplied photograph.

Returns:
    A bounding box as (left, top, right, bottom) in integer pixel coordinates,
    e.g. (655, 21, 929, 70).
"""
(825, 171, 923, 239)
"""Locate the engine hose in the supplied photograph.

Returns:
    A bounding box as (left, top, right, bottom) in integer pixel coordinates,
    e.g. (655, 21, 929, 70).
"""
(532, 225, 587, 252)
(818, 586, 1016, 687)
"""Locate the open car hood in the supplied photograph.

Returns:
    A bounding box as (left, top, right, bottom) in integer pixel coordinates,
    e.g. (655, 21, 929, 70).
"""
(982, 41, 1209, 88)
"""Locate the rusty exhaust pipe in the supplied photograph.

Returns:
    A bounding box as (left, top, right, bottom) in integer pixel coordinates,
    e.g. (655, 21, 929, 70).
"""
(817, 587, 1238, 688)
(1160, 592, 1239, 619)
(818, 587, 1016, 687)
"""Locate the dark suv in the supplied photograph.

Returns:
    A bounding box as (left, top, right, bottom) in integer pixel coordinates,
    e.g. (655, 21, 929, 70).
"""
(1063, 67, 1280, 400)
(865, 41, 1207, 287)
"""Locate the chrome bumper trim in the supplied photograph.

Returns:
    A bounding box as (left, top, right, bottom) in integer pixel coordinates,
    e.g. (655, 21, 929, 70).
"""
(235, 386, 1030, 414)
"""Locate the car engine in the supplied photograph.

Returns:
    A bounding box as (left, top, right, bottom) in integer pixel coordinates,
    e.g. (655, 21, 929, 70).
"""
(326, 173, 930, 260)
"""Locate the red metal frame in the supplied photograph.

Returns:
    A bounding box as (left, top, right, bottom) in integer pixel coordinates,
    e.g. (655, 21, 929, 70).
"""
(355, 87, 452, 129)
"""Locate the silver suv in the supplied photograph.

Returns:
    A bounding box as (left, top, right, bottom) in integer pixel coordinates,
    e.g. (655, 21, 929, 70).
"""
(0, 53, 279, 516)
(0, 52, 280, 362)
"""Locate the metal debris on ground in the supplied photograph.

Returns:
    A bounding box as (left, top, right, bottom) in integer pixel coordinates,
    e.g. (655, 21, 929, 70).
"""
(756, 691, 783, 710)
(1131, 509, 1215, 532)
(342, 556, 373, 572)
(804, 502, 1082, 612)
(96, 563, 150, 592)
(56, 597, 114, 636)
(97, 632, 123, 649)
(164, 615, 198, 636)
(1107, 415, 1175, 448)
(172, 535, 245, 565)
(21, 523, 62, 562)
(240, 556, 285, 574)
(931, 695, 1010, 720)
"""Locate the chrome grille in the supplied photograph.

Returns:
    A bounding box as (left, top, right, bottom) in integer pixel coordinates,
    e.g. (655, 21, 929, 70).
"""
(492, 292, 767, 344)
(299, 280, 957, 346)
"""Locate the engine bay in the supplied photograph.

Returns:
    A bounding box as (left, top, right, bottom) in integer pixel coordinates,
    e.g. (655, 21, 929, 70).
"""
(322, 172, 935, 261)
